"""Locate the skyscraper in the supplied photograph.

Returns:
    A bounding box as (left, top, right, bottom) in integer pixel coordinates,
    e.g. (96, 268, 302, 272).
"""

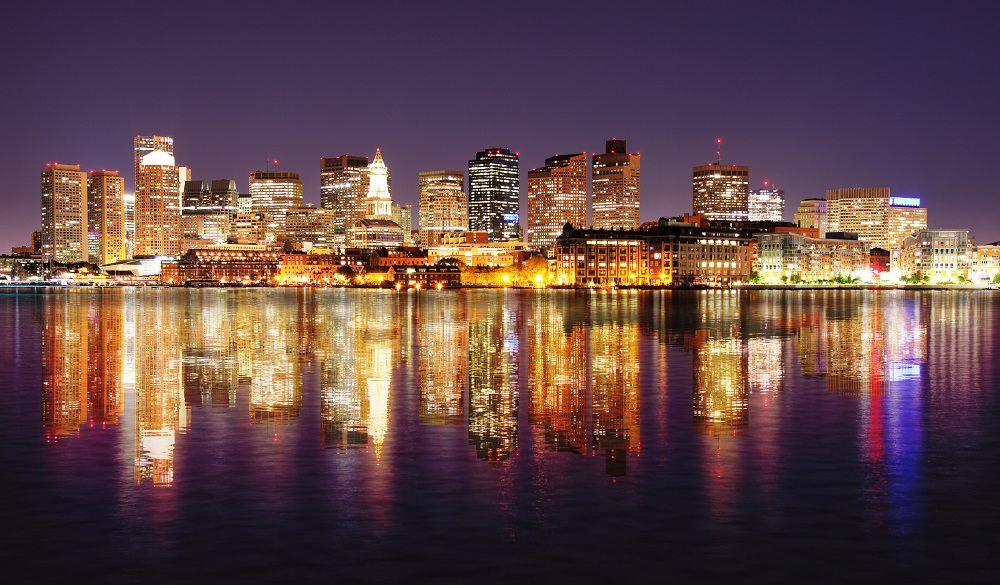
(826, 188, 927, 249)
(249, 170, 303, 241)
(347, 149, 404, 249)
(135, 149, 181, 256)
(747, 182, 785, 222)
(40, 163, 88, 263)
(87, 169, 126, 265)
(592, 139, 641, 230)
(320, 155, 369, 248)
(692, 161, 750, 222)
(134, 135, 173, 193)
(527, 153, 588, 251)
(468, 148, 520, 242)
(793, 198, 828, 236)
(418, 170, 466, 246)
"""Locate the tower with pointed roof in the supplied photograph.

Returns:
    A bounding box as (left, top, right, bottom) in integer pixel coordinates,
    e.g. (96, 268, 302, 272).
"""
(365, 149, 393, 220)
(347, 149, 405, 250)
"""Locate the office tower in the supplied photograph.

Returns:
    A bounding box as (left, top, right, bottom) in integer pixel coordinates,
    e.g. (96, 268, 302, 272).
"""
(249, 170, 303, 240)
(468, 147, 520, 242)
(527, 153, 588, 251)
(347, 149, 404, 249)
(418, 170, 466, 246)
(320, 155, 369, 248)
(41, 163, 88, 263)
(182, 179, 237, 213)
(748, 182, 785, 222)
(692, 144, 749, 221)
(826, 188, 927, 249)
(135, 149, 182, 256)
(592, 139, 641, 230)
(392, 203, 412, 237)
(87, 170, 126, 265)
(285, 205, 333, 249)
(123, 192, 135, 258)
(134, 135, 173, 193)
(793, 198, 828, 236)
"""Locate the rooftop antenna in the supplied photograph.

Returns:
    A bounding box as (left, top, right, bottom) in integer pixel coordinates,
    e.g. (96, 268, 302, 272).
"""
(716, 138, 722, 165)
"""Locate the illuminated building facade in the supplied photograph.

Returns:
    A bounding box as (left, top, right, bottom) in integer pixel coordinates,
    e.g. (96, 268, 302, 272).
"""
(348, 149, 404, 249)
(87, 170, 126, 266)
(392, 203, 412, 240)
(135, 149, 182, 256)
(826, 188, 927, 250)
(468, 147, 520, 242)
(182, 179, 238, 213)
(320, 155, 369, 248)
(970, 244, 1000, 282)
(249, 170, 303, 240)
(555, 222, 753, 286)
(897, 228, 971, 281)
(134, 135, 173, 193)
(160, 248, 283, 285)
(418, 170, 467, 246)
(41, 163, 88, 263)
(747, 185, 784, 222)
(285, 205, 333, 250)
(591, 139, 641, 230)
(692, 162, 749, 222)
(793, 198, 828, 237)
(427, 239, 529, 267)
(527, 153, 588, 253)
(754, 232, 870, 282)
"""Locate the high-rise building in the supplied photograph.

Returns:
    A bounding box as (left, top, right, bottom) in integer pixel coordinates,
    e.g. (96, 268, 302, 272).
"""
(692, 162, 750, 222)
(347, 149, 404, 249)
(418, 170, 466, 246)
(123, 192, 135, 258)
(392, 203, 412, 239)
(527, 153, 588, 251)
(249, 171, 303, 241)
(592, 139, 641, 230)
(134, 135, 173, 193)
(182, 179, 237, 213)
(87, 170, 126, 265)
(747, 182, 785, 222)
(41, 163, 88, 263)
(826, 188, 927, 249)
(135, 149, 182, 256)
(793, 198, 828, 237)
(285, 205, 333, 250)
(468, 148, 520, 242)
(320, 155, 369, 248)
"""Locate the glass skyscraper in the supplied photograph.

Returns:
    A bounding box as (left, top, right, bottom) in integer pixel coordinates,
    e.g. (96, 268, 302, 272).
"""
(468, 148, 520, 242)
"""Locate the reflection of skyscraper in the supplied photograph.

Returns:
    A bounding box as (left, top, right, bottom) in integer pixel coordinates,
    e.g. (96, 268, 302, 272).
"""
(41, 295, 89, 439)
(135, 294, 184, 486)
(248, 299, 302, 426)
(468, 293, 520, 461)
(418, 295, 467, 426)
(527, 294, 589, 455)
(182, 291, 238, 408)
(87, 295, 125, 426)
(590, 294, 641, 476)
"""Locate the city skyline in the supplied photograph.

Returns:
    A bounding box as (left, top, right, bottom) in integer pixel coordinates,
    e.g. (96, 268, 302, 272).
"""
(2, 2, 999, 254)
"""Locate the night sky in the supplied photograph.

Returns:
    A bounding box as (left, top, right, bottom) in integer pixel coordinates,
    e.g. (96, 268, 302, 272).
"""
(3, 1, 999, 253)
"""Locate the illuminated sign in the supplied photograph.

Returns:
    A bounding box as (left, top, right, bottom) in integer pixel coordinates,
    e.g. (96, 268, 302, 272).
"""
(890, 196, 921, 207)
(503, 213, 519, 223)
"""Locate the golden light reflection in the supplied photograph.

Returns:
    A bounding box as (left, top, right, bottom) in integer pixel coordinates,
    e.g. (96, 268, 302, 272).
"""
(468, 293, 519, 461)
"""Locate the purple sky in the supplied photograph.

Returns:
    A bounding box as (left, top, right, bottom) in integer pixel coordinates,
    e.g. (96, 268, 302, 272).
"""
(2, 1, 999, 253)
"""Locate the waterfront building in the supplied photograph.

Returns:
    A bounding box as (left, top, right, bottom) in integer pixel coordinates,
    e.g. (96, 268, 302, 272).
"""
(371, 247, 428, 268)
(277, 251, 343, 285)
(826, 188, 927, 250)
(87, 170, 126, 265)
(897, 229, 970, 282)
(347, 149, 404, 249)
(793, 198, 828, 237)
(418, 170, 467, 246)
(160, 247, 284, 285)
(754, 232, 870, 283)
(135, 149, 182, 257)
(591, 139, 641, 230)
(748, 183, 784, 222)
(320, 155, 369, 248)
(249, 170, 303, 241)
(40, 163, 88, 263)
(427, 237, 529, 267)
(527, 153, 588, 253)
(970, 244, 1000, 283)
(468, 147, 520, 242)
(394, 264, 462, 288)
(554, 221, 753, 286)
(692, 162, 749, 222)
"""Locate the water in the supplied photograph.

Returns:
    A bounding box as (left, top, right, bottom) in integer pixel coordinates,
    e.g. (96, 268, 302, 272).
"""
(1, 288, 998, 583)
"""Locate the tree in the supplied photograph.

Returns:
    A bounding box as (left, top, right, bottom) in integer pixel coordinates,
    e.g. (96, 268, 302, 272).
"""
(993, 273, 1000, 284)
(336, 265, 356, 284)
